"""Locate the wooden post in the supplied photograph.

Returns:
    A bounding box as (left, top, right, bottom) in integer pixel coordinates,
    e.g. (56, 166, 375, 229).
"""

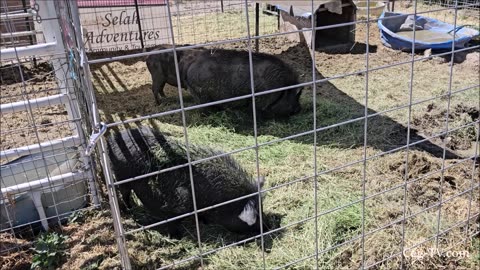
(277, 8, 280, 30)
(221, 0, 224, 12)
(134, 0, 145, 50)
(255, 2, 259, 53)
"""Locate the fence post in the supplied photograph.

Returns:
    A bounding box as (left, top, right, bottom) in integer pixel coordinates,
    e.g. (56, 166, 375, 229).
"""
(69, 0, 100, 208)
(134, 0, 145, 50)
(21, 0, 37, 66)
(255, 2, 259, 53)
(221, 0, 224, 12)
(277, 8, 280, 30)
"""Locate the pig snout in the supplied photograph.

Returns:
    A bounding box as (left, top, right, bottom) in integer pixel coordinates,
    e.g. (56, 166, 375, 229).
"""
(260, 88, 302, 119)
(212, 197, 265, 234)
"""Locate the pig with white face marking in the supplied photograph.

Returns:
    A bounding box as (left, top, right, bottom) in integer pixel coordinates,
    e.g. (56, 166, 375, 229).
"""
(106, 126, 265, 237)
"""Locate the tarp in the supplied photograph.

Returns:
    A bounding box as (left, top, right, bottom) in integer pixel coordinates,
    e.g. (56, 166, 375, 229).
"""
(255, 0, 346, 18)
(378, 12, 479, 51)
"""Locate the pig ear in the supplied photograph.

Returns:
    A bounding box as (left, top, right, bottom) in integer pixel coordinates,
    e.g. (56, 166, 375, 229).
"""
(256, 176, 265, 188)
(238, 200, 257, 226)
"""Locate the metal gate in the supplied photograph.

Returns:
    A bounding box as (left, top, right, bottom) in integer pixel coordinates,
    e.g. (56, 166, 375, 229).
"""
(1, 0, 98, 236)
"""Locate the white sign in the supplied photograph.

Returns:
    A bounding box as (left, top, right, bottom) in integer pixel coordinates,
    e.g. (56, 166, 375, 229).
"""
(79, 6, 171, 52)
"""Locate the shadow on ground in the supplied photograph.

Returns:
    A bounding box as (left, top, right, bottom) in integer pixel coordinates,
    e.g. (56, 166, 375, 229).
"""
(92, 43, 461, 160)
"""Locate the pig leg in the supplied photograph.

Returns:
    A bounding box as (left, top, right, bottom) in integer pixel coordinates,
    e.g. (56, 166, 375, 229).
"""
(166, 221, 183, 239)
(118, 184, 133, 211)
(151, 76, 167, 105)
(198, 214, 210, 225)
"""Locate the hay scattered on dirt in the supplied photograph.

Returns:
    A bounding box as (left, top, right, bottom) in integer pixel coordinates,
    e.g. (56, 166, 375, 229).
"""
(0, 234, 32, 270)
(0, 61, 71, 159)
(59, 210, 122, 270)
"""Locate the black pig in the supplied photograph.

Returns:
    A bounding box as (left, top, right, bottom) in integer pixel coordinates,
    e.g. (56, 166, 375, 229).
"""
(146, 44, 202, 103)
(146, 46, 303, 118)
(106, 126, 265, 237)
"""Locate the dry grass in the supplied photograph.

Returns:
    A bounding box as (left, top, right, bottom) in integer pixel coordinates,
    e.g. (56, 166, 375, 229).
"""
(173, 7, 278, 45)
(0, 234, 32, 270)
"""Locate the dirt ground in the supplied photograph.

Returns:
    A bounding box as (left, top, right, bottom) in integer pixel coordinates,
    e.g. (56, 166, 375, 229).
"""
(0, 62, 73, 164)
(0, 234, 32, 270)
(1, 2, 479, 269)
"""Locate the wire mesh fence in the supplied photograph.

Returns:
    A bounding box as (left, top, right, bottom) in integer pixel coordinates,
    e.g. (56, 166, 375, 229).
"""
(0, 0, 38, 48)
(423, 0, 480, 9)
(1, 0, 98, 258)
(1, 0, 479, 269)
